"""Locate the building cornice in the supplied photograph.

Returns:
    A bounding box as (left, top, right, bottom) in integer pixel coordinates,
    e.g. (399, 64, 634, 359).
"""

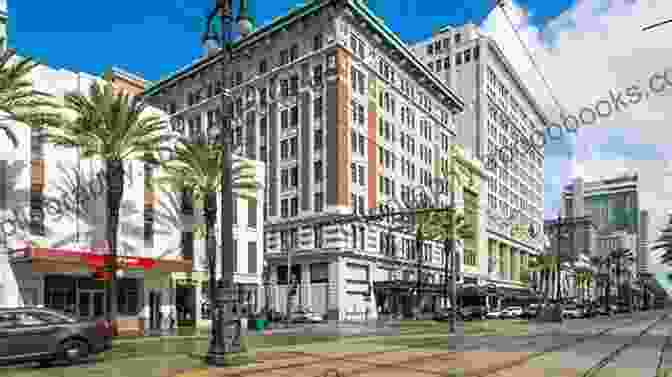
(143, 0, 464, 113)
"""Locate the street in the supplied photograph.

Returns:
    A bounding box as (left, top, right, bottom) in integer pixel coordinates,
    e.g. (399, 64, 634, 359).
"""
(1, 310, 670, 377)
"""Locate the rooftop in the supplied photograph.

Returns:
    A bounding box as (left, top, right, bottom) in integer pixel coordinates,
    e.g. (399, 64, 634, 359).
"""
(142, 0, 464, 112)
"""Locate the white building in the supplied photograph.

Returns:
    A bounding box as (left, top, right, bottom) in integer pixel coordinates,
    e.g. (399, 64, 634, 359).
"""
(143, 0, 491, 320)
(410, 23, 546, 308)
(0, 50, 265, 334)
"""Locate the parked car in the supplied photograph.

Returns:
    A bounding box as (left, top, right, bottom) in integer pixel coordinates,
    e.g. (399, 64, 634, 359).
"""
(460, 306, 486, 321)
(615, 303, 631, 314)
(486, 310, 503, 319)
(562, 305, 584, 319)
(520, 304, 540, 319)
(500, 306, 523, 319)
(289, 308, 323, 323)
(582, 306, 599, 318)
(0, 307, 112, 366)
(434, 308, 457, 321)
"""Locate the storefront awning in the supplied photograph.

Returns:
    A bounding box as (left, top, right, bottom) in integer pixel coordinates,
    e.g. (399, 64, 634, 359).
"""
(9, 246, 192, 275)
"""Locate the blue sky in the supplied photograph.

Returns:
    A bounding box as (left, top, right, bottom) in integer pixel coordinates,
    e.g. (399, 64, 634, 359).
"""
(7, 0, 573, 83)
(8, 0, 672, 249)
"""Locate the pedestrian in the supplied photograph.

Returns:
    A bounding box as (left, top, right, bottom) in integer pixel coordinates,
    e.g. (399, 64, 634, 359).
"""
(169, 308, 176, 330)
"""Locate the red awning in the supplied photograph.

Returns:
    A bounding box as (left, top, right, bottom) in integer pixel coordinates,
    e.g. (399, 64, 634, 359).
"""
(11, 246, 157, 270)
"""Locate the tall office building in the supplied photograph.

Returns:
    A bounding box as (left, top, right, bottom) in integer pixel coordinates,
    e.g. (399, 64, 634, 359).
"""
(562, 174, 645, 304)
(410, 23, 546, 306)
(144, 0, 490, 320)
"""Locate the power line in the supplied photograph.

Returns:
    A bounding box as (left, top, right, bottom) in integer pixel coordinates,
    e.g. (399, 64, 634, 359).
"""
(643, 18, 672, 31)
(496, 0, 568, 118)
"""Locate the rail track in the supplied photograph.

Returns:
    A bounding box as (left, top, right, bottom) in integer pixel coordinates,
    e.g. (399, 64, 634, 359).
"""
(655, 327, 672, 377)
(578, 313, 669, 377)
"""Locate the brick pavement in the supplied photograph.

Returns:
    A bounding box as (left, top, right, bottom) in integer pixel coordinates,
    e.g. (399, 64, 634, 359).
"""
(170, 350, 549, 377)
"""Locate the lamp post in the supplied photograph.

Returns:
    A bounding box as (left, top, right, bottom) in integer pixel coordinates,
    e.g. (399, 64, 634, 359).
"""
(202, 0, 248, 364)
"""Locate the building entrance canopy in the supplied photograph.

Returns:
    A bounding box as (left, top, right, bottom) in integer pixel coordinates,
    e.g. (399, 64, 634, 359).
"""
(8, 246, 191, 274)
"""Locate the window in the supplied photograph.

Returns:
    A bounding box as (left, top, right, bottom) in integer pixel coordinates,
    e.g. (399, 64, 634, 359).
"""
(290, 166, 298, 187)
(456, 52, 462, 65)
(351, 163, 357, 185)
(281, 199, 289, 218)
(290, 137, 297, 157)
(310, 262, 329, 283)
(314, 192, 324, 212)
(117, 278, 140, 315)
(314, 129, 323, 150)
(464, 49, 471, 63)
(313, 64, 323, 86)
(280, 139, 289, 159)
(280, 79, 289, 97)
(426, 44, 433, 55)
(290, 75, 299, 95)
(454, 33, 461, 44)
(314, 160, 323, 182)
(248, 199, 257, 228)
(313, 96, 323, 118)
(290, 105, 299, 126)
(235, 71, 243, 86)
(248, 242, 257, 274)
(428, 62, 434, 71)
(473, 46, 480, 60)
(281, 109, 289, 129)
(313, 33, 323, 51)
(443, 38, 450, 49)
(280, 49, 289, 65)
(258, 59, 268, 74)
(290, 197, 299, 217)
(290, 44, 299, 62)
(444, 57, 450, 69)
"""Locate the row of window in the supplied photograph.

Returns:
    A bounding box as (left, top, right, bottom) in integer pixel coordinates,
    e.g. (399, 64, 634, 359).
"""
(426, 33, 462, 56)
(427, 45, 480, 72)
(278, 192, 325, 219)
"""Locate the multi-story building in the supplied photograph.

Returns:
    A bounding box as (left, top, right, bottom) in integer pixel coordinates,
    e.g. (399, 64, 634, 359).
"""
(143, 0, 498, 320)
(561, 174, 647, 306)
(410, 23, 547, 308)
(0, 25, 265, 335)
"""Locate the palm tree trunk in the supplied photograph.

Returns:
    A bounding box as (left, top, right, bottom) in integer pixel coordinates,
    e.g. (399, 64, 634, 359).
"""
(204, 192, 218, 342)
(105, 160, 124, 333)
(443, 239, 449, 309)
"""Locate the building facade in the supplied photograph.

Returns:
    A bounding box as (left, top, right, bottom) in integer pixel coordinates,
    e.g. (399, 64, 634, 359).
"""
(561, 174, 647, 306)
(410, 24, 546, 308)
(0, 52, 265, 334)
(144, 0, 502, 320)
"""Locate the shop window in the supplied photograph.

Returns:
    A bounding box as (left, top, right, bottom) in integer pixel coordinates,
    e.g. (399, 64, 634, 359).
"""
(45, 276, 76, 315)
(248, 241, 257, 274)
(310, 262, 329, 283)
(117, 278, 140, 315)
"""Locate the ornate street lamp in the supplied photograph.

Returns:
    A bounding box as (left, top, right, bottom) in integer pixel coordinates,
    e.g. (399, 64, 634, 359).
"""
(201, 0, 253, 364)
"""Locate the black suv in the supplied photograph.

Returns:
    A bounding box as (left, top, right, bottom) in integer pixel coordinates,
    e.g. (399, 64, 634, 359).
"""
(0, 307, 112, 366)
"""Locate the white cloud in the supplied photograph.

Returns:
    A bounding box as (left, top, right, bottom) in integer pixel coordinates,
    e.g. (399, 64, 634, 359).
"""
(479, 0, 672, 214)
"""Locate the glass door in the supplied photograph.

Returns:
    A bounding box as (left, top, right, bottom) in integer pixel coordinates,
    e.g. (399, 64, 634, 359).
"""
(78, 290, 106, 319)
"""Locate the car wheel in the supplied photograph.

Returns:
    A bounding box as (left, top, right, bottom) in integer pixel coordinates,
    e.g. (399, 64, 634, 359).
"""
(60, 339, 89, 364)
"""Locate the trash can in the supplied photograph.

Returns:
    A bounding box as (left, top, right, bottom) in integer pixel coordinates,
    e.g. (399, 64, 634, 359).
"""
(255, 319, 265, 331)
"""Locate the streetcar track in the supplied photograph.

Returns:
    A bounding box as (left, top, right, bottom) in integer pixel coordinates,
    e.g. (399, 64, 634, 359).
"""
(579, 314, 668, 377)
(463, 313, 669, 377)
(655, 328, 672, 377)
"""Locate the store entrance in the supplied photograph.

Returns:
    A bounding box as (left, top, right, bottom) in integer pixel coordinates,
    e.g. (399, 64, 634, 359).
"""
(175, 284, 196, 327)
(148, 291, 163, 330)
(78, 289, 106, 319)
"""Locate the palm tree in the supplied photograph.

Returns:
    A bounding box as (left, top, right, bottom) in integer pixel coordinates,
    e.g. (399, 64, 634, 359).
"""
(45, 80, 168, 331)
(153, 136, 257, 338)
(652, 214, 672, 265)
(424, 207, 473, 312)
(0, 49, 61, 148)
